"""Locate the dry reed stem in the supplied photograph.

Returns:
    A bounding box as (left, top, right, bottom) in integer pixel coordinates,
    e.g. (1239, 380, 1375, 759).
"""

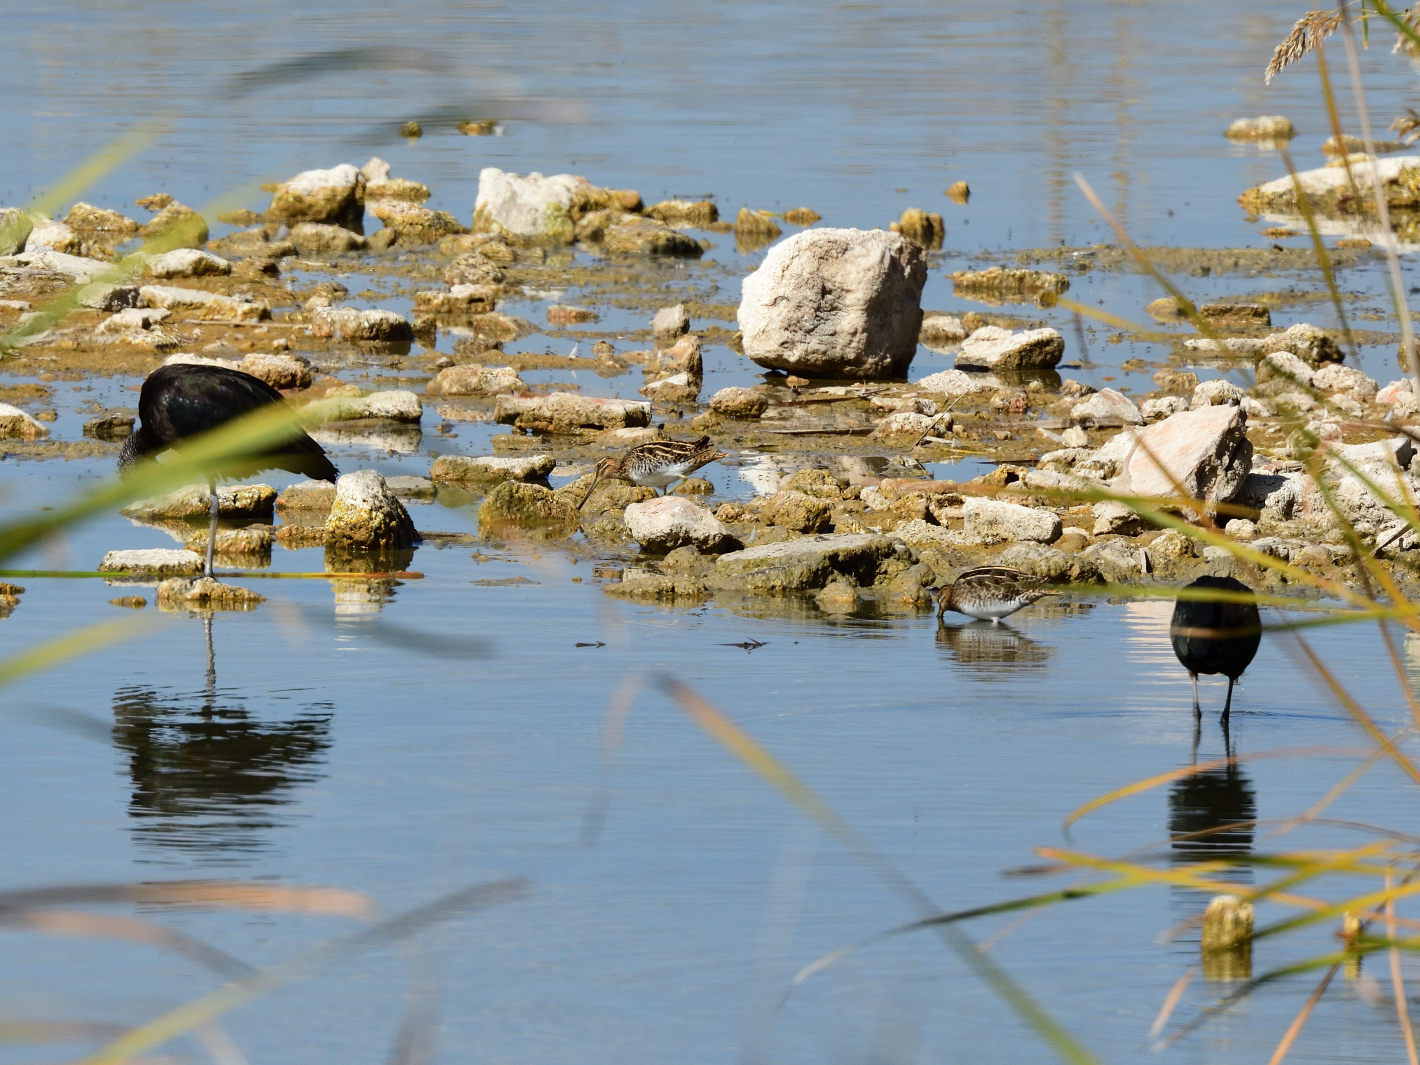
(1147, 968, 1194, 1042)
(1388, 868, 1420, 1065)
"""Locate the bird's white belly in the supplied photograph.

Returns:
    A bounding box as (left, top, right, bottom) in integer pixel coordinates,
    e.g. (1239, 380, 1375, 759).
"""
(958, 599, 1023, 621)
(628, 462, 694, 488)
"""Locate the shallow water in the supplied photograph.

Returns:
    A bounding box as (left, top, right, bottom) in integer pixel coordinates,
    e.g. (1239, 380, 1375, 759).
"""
(5, 1, 1420, 1063)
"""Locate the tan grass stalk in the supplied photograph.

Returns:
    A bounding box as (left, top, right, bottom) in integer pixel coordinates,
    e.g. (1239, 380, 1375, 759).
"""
(1389, 868, 1420, 1065)
(1147, 968, 1194, 1041)
(1266, 965, 1339, 1065)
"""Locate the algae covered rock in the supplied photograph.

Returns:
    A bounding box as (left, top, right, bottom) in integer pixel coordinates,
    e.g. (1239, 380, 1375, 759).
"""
(739, 228, 926, 379)
(99, 549, 203, 575)
(477, 480, 578, 534)
(0, 208, 34, 255)
(0, 403, 49, 440)
(156, 576, 265, 611)
(494, 392, 650, 433)
(326, 470, 419, 548)
(430, 454, 555, 484)
(711, 533, 894, 593)
(289, 223, 369, 254)
(122, 483, 276, 522)
(645, 200, 719, 227)
(265, 165, 366, 228)
(424, 364, 522, 396)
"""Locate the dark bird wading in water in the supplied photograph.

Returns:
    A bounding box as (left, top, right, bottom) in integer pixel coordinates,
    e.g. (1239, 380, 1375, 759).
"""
(933, 566, 1055, 623)
(578, 436, 726, 510)
(1170, 575, 1262, 721)
(119, 363, 337, 578)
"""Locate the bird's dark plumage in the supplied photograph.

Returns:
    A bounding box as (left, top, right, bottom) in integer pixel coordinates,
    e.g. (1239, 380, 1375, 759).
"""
(119, 363, 337, 482)
(1170, 576, 1261, 718)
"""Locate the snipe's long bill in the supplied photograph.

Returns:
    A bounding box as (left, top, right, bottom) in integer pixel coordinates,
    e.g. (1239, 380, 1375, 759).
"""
(934, 566, 1055, 623)
(578, 436, 727, 510)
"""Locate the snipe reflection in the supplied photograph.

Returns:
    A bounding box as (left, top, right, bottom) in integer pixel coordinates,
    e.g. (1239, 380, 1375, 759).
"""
(112, 617, 332, 856)
(935, 620, 1052, 675)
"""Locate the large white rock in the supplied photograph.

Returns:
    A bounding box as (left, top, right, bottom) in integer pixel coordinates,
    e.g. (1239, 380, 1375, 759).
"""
(623, 496, 733, 553)
(1260, 323, 1341, 366)
(473, 168, 588, 239)
(956, 326, 1064, 371)
(325, 469, 418, 548)
(24, 220, 79, 254)
(17, 250, 111, 283)
(265, 165, 365, 227)
(913, 368, 983, 397)
(962, 498, 1062, 544)
(1112, 404, 1253, 504)
(309, 305, 412, 342)
(738, 228, 926, 379)
(1313, 363, 1378, 401)
(325, 390, 423, 423)
(1071, 387, 1143, 426)
(1257, 350, 1314, 389)
(0, 403, 49, 439)
(146, 248, 231, 279)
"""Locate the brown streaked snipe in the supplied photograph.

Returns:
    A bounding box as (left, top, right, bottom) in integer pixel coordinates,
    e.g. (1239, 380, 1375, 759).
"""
(933, 566, 1055, 623)
(577, 436, 727, 510)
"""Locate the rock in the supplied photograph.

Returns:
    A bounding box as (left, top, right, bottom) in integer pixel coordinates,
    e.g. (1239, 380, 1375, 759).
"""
(15, 250, 113, 283)
(380, 476, 433, 500)
(326, 470, 418, 548)
(1257, 350, 1315, 389)
(709, 387, 768, 418)
(963, 498, 1062, 544)
(289, 223, 369, 253)
(1114, 405, 1254, 505)
(77, 283, 141, 311)
(738, 228, 926, 379)
(1081, 539, 1148, 582)
(1200, 893, 1254, 954)
(138, 285, 270, 321)
(146, 248, 231, 278)
(473, 168, 593, 242)
(891, 208, 944, 248)
(645, 200, 719, 227)
(494, 392, 650, 433)
(1092, 500, 1150, 536)
(65, 202, 140, 243)
(546, 304, 597, 325)
(24, 220, 80, 254)
(1260, 323, 1342, 367)
(1240, 154, 1418, 216)
(156, 576, 265, 610)
(623, 496, 735, 553)
(478, 480, 579, 533)
(1378, 379, 1414, 404)
(1223, 518, 1257, 540)
(325, 390, 423, 423)
(1313, 363, 1377, 401)
(0, 403, 49, 440)
(996, 542, 1097, 583)
(1071, 387, 1143, 426)
(956, 326, 1064, 371)
(240, 352, 312, 390)
(598, 216, 703, 257)
(83, 413, 135, 439)
(734, 208, 782, 247)
(98, 549, 203, 575)
(871, 411, 935, 441)
(139, 202, 208, 246)
(763, 490, 834, 533)
(1226, 116, 1294, 140)
(1240, 396, 1273, 419)
(815, 580, 861, 612)
(444, 254, 506, 288)
(276, 480, 338, 511)
(369, 200, 466, 244)
(644, 334, 704, 378)
(1060, 426, 1089, 447)
(265, 165, 366, 228)
(950, 267, 1069, 300)
(424, 364, 522, 396)
(913, 368, 982, 398)
(430, 454, 555, 484)
(711, 534, 894, 593)
(1191, 379, 1247, 408)
(0, 208, 33, 255)
(919, 314, 967, 346)
(135, 193, 173, 212)
(640, 373, 700, 403)
(651, 304, 690, 338)
(185, 525, 275, 555)
(1140, 396, 1188, 421)
(122, 483, 277, 522)
(1234, 471, 1305, 521)
(310, 305, 412, 342)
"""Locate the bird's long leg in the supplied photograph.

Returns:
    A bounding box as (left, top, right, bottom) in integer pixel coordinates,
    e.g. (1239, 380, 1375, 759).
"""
(1191, 712, 1201, 765)
(204, 477, 219, 580)
(1222, 676, 1236, 724)
(1191, 673, 1200, 717)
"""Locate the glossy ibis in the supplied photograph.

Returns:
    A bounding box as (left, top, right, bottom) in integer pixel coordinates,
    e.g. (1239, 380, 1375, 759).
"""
(119, 363, 337, 578)
(1170, 575, 1262, 720)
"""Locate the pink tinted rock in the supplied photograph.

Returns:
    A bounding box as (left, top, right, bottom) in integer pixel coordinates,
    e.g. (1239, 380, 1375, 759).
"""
(1113, 404, 1253, 504)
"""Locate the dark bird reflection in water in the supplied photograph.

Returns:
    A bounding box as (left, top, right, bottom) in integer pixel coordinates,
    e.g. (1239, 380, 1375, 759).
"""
(935, 620, 1052, 675)
(111, 617, 332, 859)
(1168, 761, 1257, 882)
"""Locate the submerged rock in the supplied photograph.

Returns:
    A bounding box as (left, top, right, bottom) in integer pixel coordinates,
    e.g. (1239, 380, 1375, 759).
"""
(309, 305, 413, 342)
(324, 390, 423, 423)
(429, 454, 555, 484)
(624, 497, 735, 553)
(326, 470, 419, 548)
(477, 481, 578, 534)
(424, 364, 522, 396)
(711, 533, 895, 593)
(1226, 115, 1294, 140)
(156, 576, 265, 610)
(265, 165, 366, 228)
(951, 267, 1068, 301)
(739, 228, 926, 379)
(0, 403, 49, 440)
(598, 216, 703, 257)
(276, 479, 337, 512)
(1070, 387, 1143, 426)
(645, 200, 719, 227)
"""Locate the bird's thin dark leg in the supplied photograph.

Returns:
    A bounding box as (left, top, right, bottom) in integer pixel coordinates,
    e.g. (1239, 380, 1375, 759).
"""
(1191, 673, 1200, 717)
(204, 478, 218, 580)
(1191, 712, 1201, 765)
(1222, 676, 1236, 724)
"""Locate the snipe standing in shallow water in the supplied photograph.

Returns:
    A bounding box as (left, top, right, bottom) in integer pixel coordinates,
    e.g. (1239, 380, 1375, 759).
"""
(934, 566, 1055, 623)
(577, 436, 727, 509)
(1170, 575, 1262, 720)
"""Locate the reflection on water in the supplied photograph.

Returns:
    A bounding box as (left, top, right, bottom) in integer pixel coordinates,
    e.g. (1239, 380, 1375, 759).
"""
(111, 618, 333, 857)
(935, 621, 1052, 674)
(1169, 762, 1257, 869)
